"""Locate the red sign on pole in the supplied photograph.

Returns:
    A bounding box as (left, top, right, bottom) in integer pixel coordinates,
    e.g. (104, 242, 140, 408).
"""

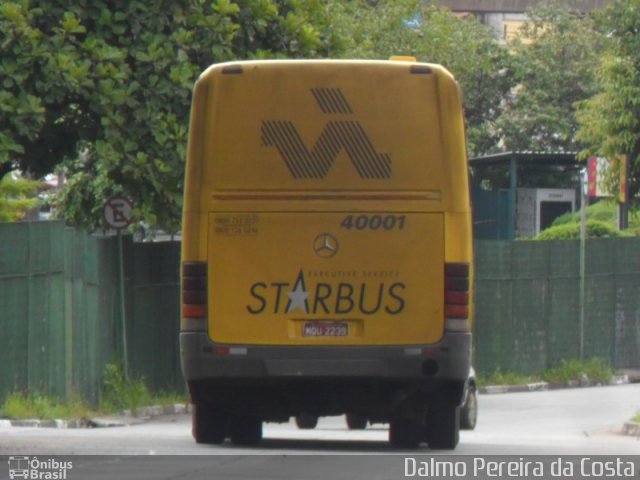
(103, 195, 134, 230)
(587, 157, 598, 198)
(619, 155, 628, 204)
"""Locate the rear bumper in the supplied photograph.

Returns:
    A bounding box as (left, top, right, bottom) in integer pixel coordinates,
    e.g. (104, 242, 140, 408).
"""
(180, 331, 471, 383)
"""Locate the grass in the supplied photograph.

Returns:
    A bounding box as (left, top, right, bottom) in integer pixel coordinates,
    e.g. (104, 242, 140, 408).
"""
(477, 370, 538, 388)
(1, 362, 186, 420)
(99, 362, 186, 413)
(1, 392, 93, 420)
(633, 412, 640, 423)
(99, 362, 153, 413)
(477, 357, 615, 387)
(540, 358, 613, 384)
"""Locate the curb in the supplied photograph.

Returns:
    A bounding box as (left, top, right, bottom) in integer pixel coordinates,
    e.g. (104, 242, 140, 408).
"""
(478, 375, 630, 395)
(478, 375, 639, 439)
(0, 403, 191, 430)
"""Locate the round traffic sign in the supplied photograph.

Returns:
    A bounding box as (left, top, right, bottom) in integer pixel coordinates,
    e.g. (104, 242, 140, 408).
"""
(104, 195, 134, 229)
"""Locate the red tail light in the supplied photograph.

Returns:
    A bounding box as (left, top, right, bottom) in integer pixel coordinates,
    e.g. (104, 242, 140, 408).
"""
(445, 263, 470, 329)
(182, 262, 207, 318)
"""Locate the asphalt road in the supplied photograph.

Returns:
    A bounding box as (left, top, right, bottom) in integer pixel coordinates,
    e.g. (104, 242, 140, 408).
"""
(0, 385, 638, 479)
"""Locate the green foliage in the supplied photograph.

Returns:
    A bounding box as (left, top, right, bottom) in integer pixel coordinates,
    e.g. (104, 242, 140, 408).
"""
(576, 0, 640, 201)
(543, 200, 640, 237)
(0, 173, 40, 221)
(500, 5, 601, 153)
(477, 370, 537, 388)
(324, 2, 514, 157)
(478, 358, 614, 386)
(535, 220, 621, 240)
(2, 1, 335, 231)
(100, 362, 152, 413)
(100, 362, 186, 412)
(0, 363, 185, 419)
(0, 392, 91, 420)
(4, 0, 635, 230)
(541, 358, 614, 384)
(552, 200, 640, 228)
(411, 7, 515, 157)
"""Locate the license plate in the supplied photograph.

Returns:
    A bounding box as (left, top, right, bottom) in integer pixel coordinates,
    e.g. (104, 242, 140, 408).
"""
(303, 321, 349, 337)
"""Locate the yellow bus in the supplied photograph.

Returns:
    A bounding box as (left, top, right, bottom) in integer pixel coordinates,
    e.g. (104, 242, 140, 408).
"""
(180, 58, 473, 449)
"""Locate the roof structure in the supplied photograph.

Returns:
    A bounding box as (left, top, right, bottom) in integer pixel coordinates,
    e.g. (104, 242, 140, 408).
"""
(470, 151, 582, 240)
(470, 151, 580, 167)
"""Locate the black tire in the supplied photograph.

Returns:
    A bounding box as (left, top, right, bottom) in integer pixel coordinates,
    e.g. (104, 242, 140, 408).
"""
(460, 388, 478, 430)
(295, 413, 319, 430)
(389, 418, 423, 449)
(229, 415, 263, 446)
(345, 413, 368, 430)
(192, 403, 228, 444)
(427, 401, 460, 450)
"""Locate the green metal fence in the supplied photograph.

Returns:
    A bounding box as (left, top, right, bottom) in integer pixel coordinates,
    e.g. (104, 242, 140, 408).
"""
(1, 222, 639, 404)
(474, 239, 640, 375)
(0, 222, 180, 405)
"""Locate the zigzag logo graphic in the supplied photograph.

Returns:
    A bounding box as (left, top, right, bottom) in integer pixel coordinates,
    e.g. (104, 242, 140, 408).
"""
(261, 89, 392, 179)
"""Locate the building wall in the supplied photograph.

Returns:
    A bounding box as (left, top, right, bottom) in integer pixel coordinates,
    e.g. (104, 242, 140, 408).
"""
(427, 0, 611, 41)
(484, 13, 527, 41)
(426, 0, 609, 13)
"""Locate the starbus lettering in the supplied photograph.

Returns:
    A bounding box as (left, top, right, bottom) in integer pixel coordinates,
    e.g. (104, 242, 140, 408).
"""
(247, 270, 405, 316)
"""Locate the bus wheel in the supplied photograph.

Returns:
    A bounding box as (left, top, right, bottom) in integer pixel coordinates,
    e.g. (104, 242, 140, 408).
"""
(192, 403, 227, 444)
(389, 418, 423, 449)
(345, 413, 368, 430)
(295, 413, 319, 429)
(427, 401, 460, 450)
(229, 415, 263, 446)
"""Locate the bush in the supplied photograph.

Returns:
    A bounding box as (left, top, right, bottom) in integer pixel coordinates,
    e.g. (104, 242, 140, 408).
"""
(100, 362, 151, 413)
(551, 200, 640, 232)
(535, 220, 620, 240)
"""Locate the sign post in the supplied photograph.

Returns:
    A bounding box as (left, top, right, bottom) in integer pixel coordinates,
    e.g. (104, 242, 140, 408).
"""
(103, 195, 134, 381)
(579, 169, 587, 361)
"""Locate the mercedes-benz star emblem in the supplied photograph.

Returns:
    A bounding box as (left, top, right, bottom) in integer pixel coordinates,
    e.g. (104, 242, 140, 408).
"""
(313, 233, 339, 259)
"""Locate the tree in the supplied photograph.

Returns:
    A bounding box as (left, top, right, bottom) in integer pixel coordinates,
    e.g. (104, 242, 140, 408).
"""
(409, 7, 514, 157)
(498, 5, 601, 153)
(1, 1, 335, 231)
(320, 1, 514, 157)
(0, 173, 40, 222)
(576, 0, 640, 201)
